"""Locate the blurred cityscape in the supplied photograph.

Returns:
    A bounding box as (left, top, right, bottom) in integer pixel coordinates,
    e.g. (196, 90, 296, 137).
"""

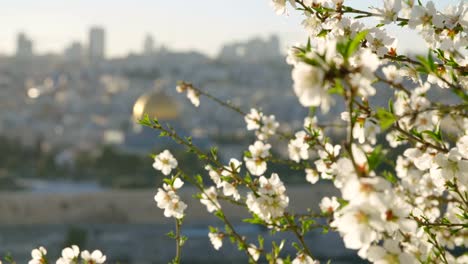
(0, 27, 362, 263)
(0, 26, 318, 191)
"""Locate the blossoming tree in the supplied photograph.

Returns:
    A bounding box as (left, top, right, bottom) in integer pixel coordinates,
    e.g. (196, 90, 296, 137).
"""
(14, 0, 467, 263)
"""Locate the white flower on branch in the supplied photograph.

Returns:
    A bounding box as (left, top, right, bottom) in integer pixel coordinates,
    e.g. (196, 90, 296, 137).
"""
(403, 147, 435, 171)
(205, 165, 222, 187)
(288, 131, 309, 163)
(247, 244, 261, 261)
(154, 178, 187, 219)
(432, 149, 468, 189)
(200, 186, 221, 213)
(246, 173, 289, 222)
(153, 150, 178, 175)
(372, 0, 402, 24)
(81, 250, 106, 264)
(245, 140, 271, 176)
(245, 108, 263, 131)
(186, 87, 200, 107)
(292, 62, 332, 113)
(319, 196, 340, 214)
(221, 181, 240, 201)
(208, 232, 224, 250)
(270, 0, 296, 15)
(408, 1, 444, 29)
(176, 83, 200, 107)
(305, 168, 319, 184)
(382, 64, 403, 85)
(29, 247, 47, 264)
(442, 1, 468, 29)
(332, 203, 384, 251)
(56, 245, 80, 264)
(257, 114, 280, 140)
(366, 28, 396, 56)
(302, 13, 322, 37)
(367, 240, 417, 264)
(375, 194, 417, 235)
(457, 135, 468, 159)
(221, 158, 242, 177)
(292, 252, 319, 264)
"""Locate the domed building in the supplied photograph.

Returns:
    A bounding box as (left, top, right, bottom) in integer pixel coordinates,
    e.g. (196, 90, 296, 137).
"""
(132, 90, 180, 121)
(123, 89, 185, 153)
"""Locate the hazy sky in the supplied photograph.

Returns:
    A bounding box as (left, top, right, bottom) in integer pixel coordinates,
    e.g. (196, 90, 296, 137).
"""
(0, 0, 460, 57)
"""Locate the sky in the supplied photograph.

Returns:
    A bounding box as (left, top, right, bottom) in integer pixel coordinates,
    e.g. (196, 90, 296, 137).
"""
(0, 0, 461, 57)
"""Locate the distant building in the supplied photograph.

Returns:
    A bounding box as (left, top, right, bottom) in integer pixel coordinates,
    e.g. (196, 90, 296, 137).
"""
(143, 35, 155, 55)
(89, 27, 106, 61)
(64, 42, 83, 62)
(16, 33, 34, 58)
(218, 35, 281, 62)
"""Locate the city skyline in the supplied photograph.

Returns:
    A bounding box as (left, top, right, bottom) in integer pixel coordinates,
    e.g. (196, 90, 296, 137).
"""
(0, 0, 461, 57)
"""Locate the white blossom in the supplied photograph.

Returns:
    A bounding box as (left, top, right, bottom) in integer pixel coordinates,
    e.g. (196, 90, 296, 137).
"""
(257, 114, 280, 140)
(457, 135, 468, 159)
(367, 240, 417, 264)
(208, 232, 224, 250)
(442, 1, 468, 29)
(288, 131, 310, 163)
(382, 64, 403, 84)
(292, 62, 332, 113)
(332, 203, 384, 250)
(372, 0, 402, 24)
(246, 173, 289, 222)
(200, 186, 221, 213)
(305, 168, 319, 184)
(153, 150, 178, 175)
(221, 181, 241, 201)
(176, 84, 200, 107)
(366, 28, 396, 56)
(247, 244, 261, 261)
(408, 1, 444, 29)
(319, 196, 340, 214)
(154, 178, 187, 219)
(245, 108, 263, 131)
(29, 247, 47, 264)
(80, 250, 106, 264)
(245, 141, 271, 176)
(271, 0, 296, 15)
(56, 245, 80, 264)
(186, 87, 200, 107)
(292, 253, 318, 264)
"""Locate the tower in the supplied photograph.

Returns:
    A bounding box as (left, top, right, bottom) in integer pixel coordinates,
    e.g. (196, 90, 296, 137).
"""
(143, 35, 155, 55)
(16, 33, 33, 58)
(89, 27, 106, 61)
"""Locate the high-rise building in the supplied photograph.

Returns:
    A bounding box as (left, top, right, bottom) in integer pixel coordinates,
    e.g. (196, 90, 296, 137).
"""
(143, 35, 155, 55)
(16, 33, 33, 58)
(64, 42, 83, 62)
(89, 27, 106, 61)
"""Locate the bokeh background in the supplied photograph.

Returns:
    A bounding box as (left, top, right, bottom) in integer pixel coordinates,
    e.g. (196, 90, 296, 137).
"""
(0, 0, 459, 263)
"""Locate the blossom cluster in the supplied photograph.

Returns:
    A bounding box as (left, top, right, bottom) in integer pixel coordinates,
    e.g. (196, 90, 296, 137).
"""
(159, 0, 467, 263)
(28, 245, 106, 264)
(18, 0, 467, 263)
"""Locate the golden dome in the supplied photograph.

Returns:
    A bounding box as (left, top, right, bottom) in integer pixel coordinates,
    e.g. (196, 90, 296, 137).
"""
(133, 91, 180, 121)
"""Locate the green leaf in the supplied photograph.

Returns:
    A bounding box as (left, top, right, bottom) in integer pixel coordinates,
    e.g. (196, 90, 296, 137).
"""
(376, 107, 396, 130)
(210, 147, 218, 160)
(138, 114, 152, 126)
(317, 29, 330, 37)
(166, 230, 175, 238)
(383, 170, 397, 184)
(346, 30, 368, 58)
(258, 235, 264, 248)
(367, 145, 385, 171)
(328, 78, 344, 95)
(195, 174, 204, 185)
